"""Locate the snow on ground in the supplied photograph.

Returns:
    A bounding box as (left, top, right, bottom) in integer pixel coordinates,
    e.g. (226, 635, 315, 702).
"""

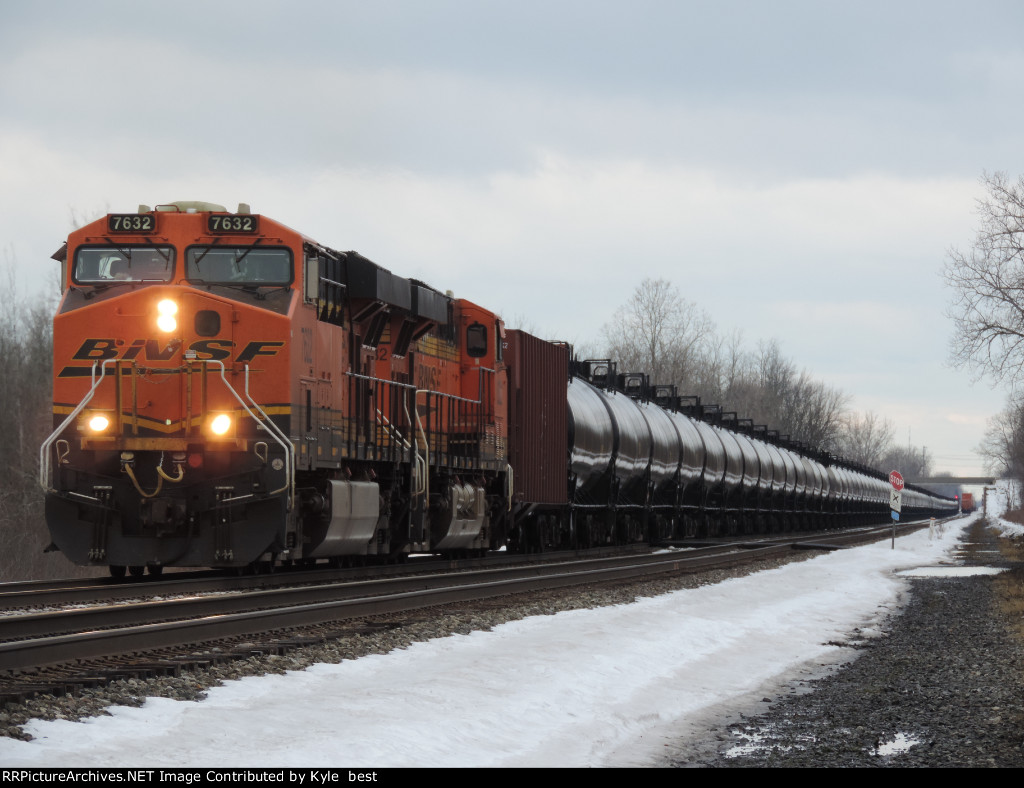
(990, 480, 1024, 537)
(0, 508, 993, 768)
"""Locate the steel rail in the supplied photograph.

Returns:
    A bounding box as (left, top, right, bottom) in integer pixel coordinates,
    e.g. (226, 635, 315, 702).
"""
(0, 546, 653, 609)
(0, 546, 775, 641)
(0, 519, 940, 610)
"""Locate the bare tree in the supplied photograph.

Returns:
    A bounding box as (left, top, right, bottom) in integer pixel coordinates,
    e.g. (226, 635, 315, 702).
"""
(718, 328, 748, 399)
(783, 370, 849, 450)
(977, 403, 1016, 477)
(945, 171, 1024, 385)
(880, 443, 933, 478)
(739, 339, 796, 426)
(599, 279, 909, 462)
(0, 249, 79, 580)
(977, 395, 1024, 484)
(601, 278, 715, 389)
(700, 328, 751, 408)
(835, 411, 896, 468)
(722, 339, 849, 450)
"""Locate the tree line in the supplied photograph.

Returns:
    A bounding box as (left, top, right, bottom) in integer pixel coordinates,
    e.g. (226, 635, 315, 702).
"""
(597, 277, 936, 478)
(947, 171, 1024, 492)
(0, 255, 96, 580)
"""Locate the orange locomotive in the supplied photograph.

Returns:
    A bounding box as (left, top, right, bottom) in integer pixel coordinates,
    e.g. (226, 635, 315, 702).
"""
(42, 201, 511, 577)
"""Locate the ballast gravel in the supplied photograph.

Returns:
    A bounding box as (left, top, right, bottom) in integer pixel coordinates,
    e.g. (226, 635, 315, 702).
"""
(667, 517, 1024, 768)
(2, 519, 1023, 769)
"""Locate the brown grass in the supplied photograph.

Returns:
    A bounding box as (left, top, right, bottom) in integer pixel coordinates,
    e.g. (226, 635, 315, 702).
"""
(989, 513, 1024, 641)
(1001, 507, 1024, 527)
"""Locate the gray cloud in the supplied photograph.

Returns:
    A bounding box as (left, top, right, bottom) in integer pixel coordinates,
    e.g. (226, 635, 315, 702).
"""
(0, 0, 1016, 473)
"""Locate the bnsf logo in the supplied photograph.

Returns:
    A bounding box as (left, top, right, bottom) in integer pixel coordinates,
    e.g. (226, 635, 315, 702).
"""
(66, 338, 284, 365)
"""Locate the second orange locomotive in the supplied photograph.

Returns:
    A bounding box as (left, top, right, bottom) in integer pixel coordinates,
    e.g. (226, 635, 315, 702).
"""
(43, 201, 512, 576)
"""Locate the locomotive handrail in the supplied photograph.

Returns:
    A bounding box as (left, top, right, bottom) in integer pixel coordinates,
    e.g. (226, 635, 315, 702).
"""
(346, 369, 498, 478)
(236, 362, 295, 510)
(403, 393, 426, 498)
(39, 359, 117, 492)
(376, 400, 429, 497)
(376, 398, 431, 499)
(414, 392, 430, 502)
(345, 371, 425, 498)
(374, 407, 411, 450)
(344, 371, 417, 389)
(410, 371, 493, 502)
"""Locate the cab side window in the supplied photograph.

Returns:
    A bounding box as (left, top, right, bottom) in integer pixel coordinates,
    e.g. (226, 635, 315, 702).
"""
(466, 323, 488, 358)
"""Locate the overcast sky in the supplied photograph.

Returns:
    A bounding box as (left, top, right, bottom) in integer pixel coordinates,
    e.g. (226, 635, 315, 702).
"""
(2, 0, 1021, 474)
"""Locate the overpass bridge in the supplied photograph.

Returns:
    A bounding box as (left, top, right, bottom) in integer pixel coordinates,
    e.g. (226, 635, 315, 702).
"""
(905, 476, 997, 486)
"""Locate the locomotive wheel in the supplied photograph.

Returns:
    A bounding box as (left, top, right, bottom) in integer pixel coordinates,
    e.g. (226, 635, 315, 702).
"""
(109, 565, 127, 579)
(148, 565, 163, 577)
(129, 566, 145, 578)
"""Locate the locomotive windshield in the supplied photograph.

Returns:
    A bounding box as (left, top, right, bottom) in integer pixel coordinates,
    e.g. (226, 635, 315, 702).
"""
(186, 247, 292, 285)
(73, 246, 174, 284)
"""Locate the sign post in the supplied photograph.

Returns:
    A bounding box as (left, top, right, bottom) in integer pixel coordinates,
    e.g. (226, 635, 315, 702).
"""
(889, 470, 904, 549)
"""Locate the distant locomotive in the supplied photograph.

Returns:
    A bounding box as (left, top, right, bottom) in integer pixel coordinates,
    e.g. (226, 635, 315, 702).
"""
(40, 202, 957, 577)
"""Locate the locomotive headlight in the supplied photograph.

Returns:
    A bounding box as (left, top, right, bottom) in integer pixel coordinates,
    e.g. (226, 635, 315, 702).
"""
(210, 414, 232, 436)
(156, 299, 178, 333)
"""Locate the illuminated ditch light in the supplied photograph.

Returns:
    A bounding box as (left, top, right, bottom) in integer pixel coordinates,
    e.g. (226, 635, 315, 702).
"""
(210, 414, 232, 435)
(156, 299, 178, 332)
(88, 414, 110, 432)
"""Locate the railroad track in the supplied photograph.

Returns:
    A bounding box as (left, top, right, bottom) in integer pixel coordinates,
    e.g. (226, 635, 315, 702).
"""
(0, 519, 929, 608)
(0, 545, 654, 609)
(0, 518, 950, 702)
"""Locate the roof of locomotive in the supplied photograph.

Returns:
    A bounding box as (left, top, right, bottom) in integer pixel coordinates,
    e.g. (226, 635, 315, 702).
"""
(55, 201, 311, 259)
(56, 202, 466, 317)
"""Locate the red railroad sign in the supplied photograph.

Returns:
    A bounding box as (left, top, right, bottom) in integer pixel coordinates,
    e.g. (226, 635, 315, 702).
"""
(889, 470, 905, 491)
